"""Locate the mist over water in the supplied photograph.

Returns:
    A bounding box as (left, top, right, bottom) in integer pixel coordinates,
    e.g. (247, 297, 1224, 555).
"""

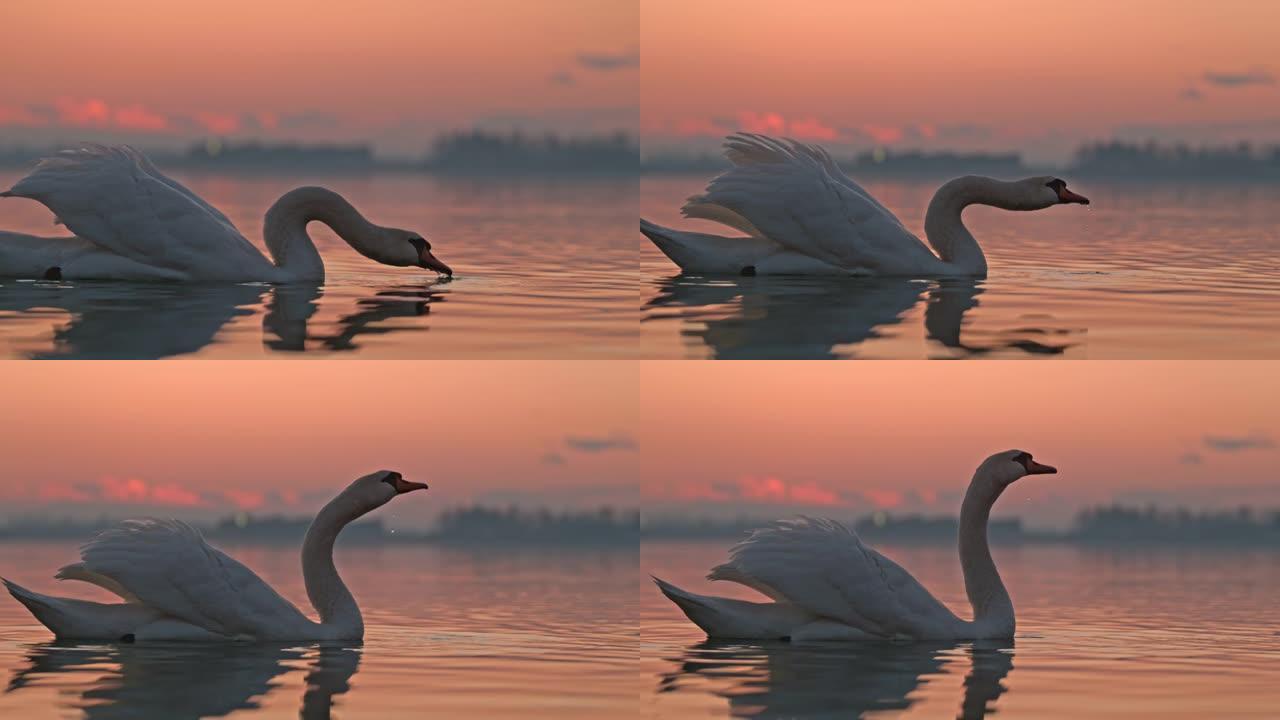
(642, 176, 1280, 359)
(0, 541, 639, 719)
(0, 171, 638, 359)
(642, 541, 1280, 719)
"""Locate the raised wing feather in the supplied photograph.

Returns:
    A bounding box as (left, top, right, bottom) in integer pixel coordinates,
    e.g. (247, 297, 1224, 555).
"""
(74, 518, 312, 638)
(684, 134, 933, 273)
(5, 145, 264, 277)
(708, 517, 958, 637)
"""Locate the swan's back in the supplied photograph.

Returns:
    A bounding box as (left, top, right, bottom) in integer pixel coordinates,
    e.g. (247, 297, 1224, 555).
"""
(709, 517, 960, 638)
(66, 518, 313, 639)
(5, 145, 270, 281)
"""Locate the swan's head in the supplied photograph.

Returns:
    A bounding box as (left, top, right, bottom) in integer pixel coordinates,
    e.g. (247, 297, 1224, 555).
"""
(363, 228, 453, 276)
(979, 449, 1058, 488)
(1020, 177, 1090, 209)
(347, 470, 429, 510)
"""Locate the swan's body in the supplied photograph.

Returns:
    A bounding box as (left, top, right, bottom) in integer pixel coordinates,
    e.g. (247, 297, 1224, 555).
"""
(0, 145, 451, 282)
(3, 470, 427, 642)
(641, 134, 1089, 277)
(654, 450, 1058, 641)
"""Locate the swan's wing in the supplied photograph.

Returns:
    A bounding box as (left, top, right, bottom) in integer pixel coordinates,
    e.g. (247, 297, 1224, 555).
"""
(683, 134, 931, 272)
(54, 563, 141, 603)
(725, 134, 900, 221)
(3, 145, 262, 274)
(71, 518, 312, 638)
(708, 517, 957, 636)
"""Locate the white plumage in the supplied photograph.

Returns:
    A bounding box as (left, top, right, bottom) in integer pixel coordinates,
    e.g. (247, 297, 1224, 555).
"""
(3, 470, 428, 642)
(655, 450, 1060, 641)
(0, 145, 451, 282)
(642, 133, 1089, 277)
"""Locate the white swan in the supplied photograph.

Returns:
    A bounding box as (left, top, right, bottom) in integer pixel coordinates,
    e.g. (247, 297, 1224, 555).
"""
(2, 470, 427, 642)
(640, 134, 1089, 277)
(0, 145, 452, 282)
(653, 450, 1058, 642)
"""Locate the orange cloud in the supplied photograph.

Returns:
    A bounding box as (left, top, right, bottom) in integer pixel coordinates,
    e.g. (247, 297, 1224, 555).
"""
(665, 112, 842, 142)
(660, 476, 847, 507)
(223, 489, 266, 510)
(787, 117, 839, 141)
(30, 477, 209, 508)
(861, 124, 903, 144)
(0, 97, 268, 137)
(113, 104, 169, 131)
(673, 117, 728, 137)
(151, 484, 205, 507)
(99, 476, 149, 502)
(862, 488, 903, 509)
(738, 111, 788, 136)
(195, 111, 239, 135)
(55, 97, 111, 126)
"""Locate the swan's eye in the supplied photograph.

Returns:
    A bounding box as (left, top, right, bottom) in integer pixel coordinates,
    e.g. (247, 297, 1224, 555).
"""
(407, 237, 430, 252)
(1012, 452, 1031, 469)
(1045, 179, 1065, 191)
(380, 471, 403, 486)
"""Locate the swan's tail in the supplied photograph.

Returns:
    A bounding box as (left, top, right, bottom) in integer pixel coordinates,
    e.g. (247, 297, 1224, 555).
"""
(3, 576, 156, 641)
(652, 576, 814, 639)
(640, 219, 780, 275)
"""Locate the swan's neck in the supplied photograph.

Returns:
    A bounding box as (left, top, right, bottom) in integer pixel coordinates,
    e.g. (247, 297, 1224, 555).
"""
(923, 176, 997, 277)
(263, 187, 376, 283)
(301, 489, 369, 639)
(957, 472, 1014, 636)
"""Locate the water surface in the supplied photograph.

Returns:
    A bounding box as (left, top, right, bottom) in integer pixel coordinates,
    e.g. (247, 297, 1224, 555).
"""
(0, 171, 638, 359)
(642, 176, 1280, 358)
(0, 541, 638, 719)
(643, 540, 1280, 718)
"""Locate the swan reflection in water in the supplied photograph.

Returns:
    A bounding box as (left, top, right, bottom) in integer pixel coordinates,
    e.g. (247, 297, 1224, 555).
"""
(0, 278, 449, 358)
(646, 275, 1079, 359)
(6, 641, 359, 720)
(659, 639, 1013, 720)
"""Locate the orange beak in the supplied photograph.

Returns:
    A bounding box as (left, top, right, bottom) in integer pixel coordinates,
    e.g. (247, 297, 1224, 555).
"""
(418, 247, 453, 276)
(1025, 459, 1057, 475)
(392, 477, 429, 493)
(1056, 186, 1090, 205)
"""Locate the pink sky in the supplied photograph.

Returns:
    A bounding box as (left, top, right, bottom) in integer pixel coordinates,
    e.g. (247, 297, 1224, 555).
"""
(0, 1, 636, 155)
(0, 362, 637, 524)
(642, 0, 1280, 163)
(4, 362, 1275, 529)
(639, 362, 1279, 527)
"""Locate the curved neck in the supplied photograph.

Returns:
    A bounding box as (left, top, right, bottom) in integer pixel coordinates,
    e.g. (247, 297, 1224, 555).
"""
(957, 471, 1014, 635)
(923, 176, 995, 276)
(301, 488, 369, 639)
(263, 187, 375, 283)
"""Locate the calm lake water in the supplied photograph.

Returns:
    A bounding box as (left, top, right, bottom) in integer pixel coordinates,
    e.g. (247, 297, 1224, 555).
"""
(0, 171, 638, 359)
(642, 540, 1280, 719)
(0, 541, 638, 719)
(641, 176, 1280, 359)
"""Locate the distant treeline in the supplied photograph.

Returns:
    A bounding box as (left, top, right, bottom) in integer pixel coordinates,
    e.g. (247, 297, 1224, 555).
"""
(0, 505, 637, 547)
(429, 505, 637, 546)
(0, 130, 639, 175)
(1069, 140, 1280, 180)
(425, 130, 637, 174)
(643, 504, 1280, 547)
(643, 140, 1280, 181)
